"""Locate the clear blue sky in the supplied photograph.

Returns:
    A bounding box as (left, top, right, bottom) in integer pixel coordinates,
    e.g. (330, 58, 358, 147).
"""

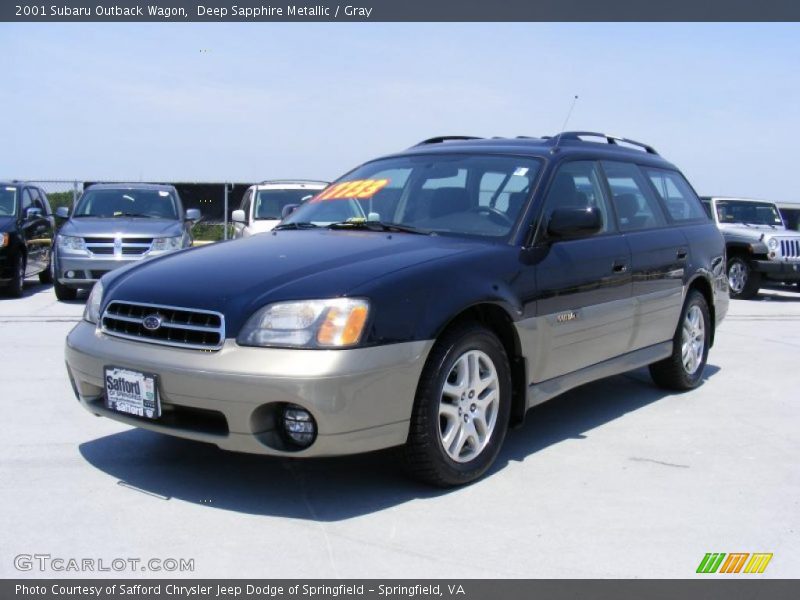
(2, 23, 799, 201)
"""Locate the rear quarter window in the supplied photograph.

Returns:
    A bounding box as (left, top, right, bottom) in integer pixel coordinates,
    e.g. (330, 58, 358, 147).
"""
(645, 168, 708, 222)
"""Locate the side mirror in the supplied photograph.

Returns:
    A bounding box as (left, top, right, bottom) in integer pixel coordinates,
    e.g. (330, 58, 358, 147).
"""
(25, 207, 43, 220)
(231, 209, 246, 224)
(185, 208, 201, 222)
(547, 207, 603, 240)
(281, 204, 300, 219)
(55, 206, 70, 219)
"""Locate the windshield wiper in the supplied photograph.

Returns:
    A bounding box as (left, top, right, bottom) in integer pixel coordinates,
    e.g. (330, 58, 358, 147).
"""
(112, 212, 157, 218)
(273, 222, 320, 230)
(327, 220, 432, 235)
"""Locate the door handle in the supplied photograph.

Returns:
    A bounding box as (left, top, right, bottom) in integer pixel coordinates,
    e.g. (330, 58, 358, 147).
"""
(612, 261, 628, 273)
(676, 248, 688, 261)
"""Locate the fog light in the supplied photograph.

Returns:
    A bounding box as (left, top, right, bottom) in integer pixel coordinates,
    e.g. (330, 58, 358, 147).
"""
(67, 270, 75, 278)
(282, 404, 316, 447)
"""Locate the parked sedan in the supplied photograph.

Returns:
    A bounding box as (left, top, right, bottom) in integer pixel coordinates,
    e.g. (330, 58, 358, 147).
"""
(53, 183, 200, 301)
(0, 182, 54, 297)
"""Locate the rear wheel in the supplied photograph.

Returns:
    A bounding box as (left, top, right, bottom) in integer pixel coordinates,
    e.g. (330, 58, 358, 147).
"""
(6, 254, 25, 298)
(402, 323, 512, 487)
(649, 290, 711, 391)
(727, 256, 760, 300)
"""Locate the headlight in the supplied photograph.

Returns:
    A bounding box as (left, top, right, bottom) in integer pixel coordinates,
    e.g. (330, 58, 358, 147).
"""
(150, 236, 182, 252)
(768, 237, 779, 251)
(58, 235, 87, 252)
(237, 298, 369, 348)
(83, 281, 104, 324)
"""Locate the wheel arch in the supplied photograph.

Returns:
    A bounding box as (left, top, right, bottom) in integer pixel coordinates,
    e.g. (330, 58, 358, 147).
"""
(686, 274, 716, 347)
(433, 302, 527, 428)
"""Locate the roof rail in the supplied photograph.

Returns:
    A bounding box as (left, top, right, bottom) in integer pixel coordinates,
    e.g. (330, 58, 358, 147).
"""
(544, 131, 659, 155)
(413, 136, 483, 147)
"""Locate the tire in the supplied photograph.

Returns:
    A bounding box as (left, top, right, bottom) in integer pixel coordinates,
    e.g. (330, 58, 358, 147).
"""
(54, 277, 78, 301)
(402, 322, 512, 487)
(5, 253, 25, 298)
(649, 290, 711, 391)
(727, 256, 760, 300)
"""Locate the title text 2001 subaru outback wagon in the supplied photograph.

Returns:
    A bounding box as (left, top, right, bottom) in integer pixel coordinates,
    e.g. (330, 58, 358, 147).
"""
(65, 132, 728, 486)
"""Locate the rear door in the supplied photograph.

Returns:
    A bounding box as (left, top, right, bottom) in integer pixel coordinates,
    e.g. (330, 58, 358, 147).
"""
(601, 161, 686, 351)
(523, 160, 633, 383)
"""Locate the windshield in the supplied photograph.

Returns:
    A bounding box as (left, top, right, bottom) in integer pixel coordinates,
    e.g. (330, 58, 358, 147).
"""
(254, 189, 318, 220)
(0, 187, 17, 217)
(74, 188, 179, 219)
(283, 154, 543, 238)
(715, 200, 783, 227)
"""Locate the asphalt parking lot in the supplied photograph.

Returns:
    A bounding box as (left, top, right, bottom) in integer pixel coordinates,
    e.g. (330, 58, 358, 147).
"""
(1, 280, 798, 578)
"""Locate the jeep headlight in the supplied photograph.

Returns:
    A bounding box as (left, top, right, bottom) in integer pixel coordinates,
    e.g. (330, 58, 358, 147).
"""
(57, 234, 87, 252)
(767, 237, 779, 251)
(150, 236, 182, 252)
(237, 298, 369, 348)
(83, 281, 104, 324)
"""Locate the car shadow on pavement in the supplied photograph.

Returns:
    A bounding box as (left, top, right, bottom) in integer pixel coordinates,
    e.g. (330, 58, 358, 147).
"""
(78, 364, 720, 521)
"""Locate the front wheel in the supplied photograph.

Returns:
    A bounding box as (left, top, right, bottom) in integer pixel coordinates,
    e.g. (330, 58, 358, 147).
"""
(649, 290, 711, 391)
(402, 323, 512, 487)
(727, 256, 760, 300)
(5, 254, 25, 298)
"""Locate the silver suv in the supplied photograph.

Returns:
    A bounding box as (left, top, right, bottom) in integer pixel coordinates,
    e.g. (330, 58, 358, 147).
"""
(53, 183, 200, 300)
(701, 197, 800, 298)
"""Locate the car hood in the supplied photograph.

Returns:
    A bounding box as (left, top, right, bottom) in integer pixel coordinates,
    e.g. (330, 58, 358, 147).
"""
(60, 218, 183, 238)
(103, 230, 486, 335)
(0, 216, 15, 233)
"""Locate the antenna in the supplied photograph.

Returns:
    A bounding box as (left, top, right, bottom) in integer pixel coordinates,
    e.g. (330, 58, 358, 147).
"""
(552, 95, 579, 153)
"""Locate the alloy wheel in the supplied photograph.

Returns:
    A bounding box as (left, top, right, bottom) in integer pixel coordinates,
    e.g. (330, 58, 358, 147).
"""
(438, 349, 499, 463)
(728, 261, 746, 294)
(681, 305, 705, 375)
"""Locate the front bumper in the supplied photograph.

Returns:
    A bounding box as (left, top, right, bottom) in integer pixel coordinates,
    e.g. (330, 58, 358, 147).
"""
(56, 255, 146, 288)
(752, 260, 800, 281)
(65, 321, 433, 457)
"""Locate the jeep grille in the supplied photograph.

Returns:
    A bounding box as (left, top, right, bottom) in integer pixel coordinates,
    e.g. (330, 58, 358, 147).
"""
(101, 301, 225, 350)
(779, 238, 800, 260)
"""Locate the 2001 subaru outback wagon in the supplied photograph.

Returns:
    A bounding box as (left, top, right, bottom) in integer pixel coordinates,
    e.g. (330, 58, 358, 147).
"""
(65, 132, 728, 486)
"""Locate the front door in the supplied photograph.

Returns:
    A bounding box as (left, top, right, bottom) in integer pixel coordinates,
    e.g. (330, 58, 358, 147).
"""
(518, 160, 633, 383)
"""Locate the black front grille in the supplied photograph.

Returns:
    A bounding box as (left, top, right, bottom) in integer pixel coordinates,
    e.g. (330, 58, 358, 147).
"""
(101, 301, 225, 350)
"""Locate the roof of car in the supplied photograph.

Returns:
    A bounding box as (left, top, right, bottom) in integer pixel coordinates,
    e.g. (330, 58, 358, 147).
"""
(255, 180, 329, 188)
(384, 133, 678, 169)
(703, 196, 779, 204)
(84, 182, 177, 191)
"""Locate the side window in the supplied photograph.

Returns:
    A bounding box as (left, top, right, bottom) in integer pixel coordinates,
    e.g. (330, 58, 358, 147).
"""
(602, 161, 666, 231)
(645, 168, 707, 222)
(241, 189, 253, 218)
(31, 188, 46, 212)
(700, 199, 713, 219)
(37, 189, 52, 215)
(541, 161, 613, 235)
(21, 188, 34, 213)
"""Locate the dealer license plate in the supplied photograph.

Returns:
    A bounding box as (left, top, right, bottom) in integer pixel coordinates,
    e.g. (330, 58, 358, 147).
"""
(104, 366, 161, 419)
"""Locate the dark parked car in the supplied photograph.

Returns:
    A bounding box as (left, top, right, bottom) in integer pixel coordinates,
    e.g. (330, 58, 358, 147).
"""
(0, 182, 55, 297)
(65, 132, 728, 486)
